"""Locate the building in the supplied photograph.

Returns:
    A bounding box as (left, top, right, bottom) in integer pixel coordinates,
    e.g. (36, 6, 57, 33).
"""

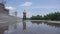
(0, 2, 19, 30)
(0, 3, 9, 14)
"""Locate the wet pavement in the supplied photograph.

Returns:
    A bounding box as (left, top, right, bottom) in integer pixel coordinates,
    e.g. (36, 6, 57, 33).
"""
(0, 21, 60, 34)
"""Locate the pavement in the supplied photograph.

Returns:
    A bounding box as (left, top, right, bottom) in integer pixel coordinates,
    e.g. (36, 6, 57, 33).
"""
(0, 13, 21, 28)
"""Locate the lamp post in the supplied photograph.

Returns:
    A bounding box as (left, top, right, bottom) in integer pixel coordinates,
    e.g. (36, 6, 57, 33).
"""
(15, 11, 18, 22)
(15, 11, 17, 17)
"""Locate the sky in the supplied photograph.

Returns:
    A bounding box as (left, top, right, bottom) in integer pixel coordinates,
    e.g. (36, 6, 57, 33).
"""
(0, 0, 60, 18)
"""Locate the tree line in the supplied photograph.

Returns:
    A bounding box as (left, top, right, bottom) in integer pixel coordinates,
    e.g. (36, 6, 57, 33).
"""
(30, 12, 60, 21)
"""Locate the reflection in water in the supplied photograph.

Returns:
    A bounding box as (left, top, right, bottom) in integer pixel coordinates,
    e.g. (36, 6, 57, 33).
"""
(31, 21, 42, 24)
(0, 21, 60, 34)
(0, 26, 8, 34)
(44, 22, 60, 27)
(31, 21, 60, 28)
(4, 23, 17, 34)
(23, 20, 26, 32)
(14, 23, 17, 30)
(44, 22, 60, 28)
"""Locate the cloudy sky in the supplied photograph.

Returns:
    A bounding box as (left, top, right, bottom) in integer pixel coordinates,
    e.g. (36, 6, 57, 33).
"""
(0, 0, 60, 18)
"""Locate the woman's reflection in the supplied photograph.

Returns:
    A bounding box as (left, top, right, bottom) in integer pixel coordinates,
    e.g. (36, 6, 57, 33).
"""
(23, 20, 26, 32)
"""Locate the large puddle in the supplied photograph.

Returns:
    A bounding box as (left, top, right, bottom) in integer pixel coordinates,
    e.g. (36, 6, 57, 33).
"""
(0, 21, 60, 34)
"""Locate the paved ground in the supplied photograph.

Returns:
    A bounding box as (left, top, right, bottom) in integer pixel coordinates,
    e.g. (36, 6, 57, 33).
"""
(0, 13, 21, 28)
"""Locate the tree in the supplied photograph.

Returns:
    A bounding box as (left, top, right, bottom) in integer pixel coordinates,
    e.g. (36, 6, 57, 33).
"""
(30, 15, 42, 20)
(30, 12, 60, 21)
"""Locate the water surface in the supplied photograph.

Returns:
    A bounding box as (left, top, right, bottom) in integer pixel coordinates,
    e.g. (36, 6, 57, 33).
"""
(0, 21, 60, 34)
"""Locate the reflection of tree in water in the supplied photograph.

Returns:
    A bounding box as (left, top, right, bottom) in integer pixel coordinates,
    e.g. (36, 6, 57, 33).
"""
(31, 21, 43, 24)
(31, 21, 60, 28)
(44, 22, 60, 28)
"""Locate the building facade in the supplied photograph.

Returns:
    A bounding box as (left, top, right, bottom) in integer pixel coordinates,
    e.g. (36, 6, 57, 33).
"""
(0, 3, 9, 14)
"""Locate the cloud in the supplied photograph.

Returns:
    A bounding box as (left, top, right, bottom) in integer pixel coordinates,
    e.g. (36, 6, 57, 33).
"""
(20, 2, 32, 6)
(5, 6, 16, 10)
(29, 5, 60, 9)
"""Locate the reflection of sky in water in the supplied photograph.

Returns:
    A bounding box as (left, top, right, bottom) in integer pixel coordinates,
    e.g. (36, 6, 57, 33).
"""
(4, 21, 60, 34)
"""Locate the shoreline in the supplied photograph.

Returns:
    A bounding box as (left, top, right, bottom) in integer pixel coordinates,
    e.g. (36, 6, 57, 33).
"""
(26, 20, 60, 23)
